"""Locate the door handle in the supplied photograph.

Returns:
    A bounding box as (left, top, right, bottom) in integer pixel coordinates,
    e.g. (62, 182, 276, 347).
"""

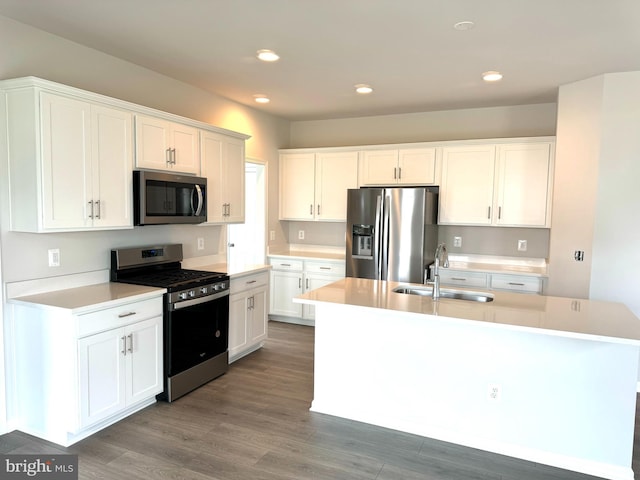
(95, 200, 100, 219)
(88, 201, 94, 219)
(121, 335, 127, 355)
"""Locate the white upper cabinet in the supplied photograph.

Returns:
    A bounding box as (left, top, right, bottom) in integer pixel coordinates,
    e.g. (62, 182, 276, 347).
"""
(5, 87, 133, 232)
(359, 148, 436, 185)
(440, 141, 554, 227)
(279, 151, 358, 221)
(440, 145, 496, 225)
(494, 143, 553, 227)
(201, 130, 245, 224)
(135, 115, 199, 175)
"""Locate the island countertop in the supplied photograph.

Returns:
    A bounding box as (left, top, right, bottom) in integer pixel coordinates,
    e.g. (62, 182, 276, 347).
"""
(295, 277, 640, 345)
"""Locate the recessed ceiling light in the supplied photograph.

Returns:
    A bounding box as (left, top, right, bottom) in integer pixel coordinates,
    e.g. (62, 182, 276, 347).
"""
(482, 71, 503, 82)
(253, 94, 270, 104)
(256, 49, 280, 62)
(453, 21, 475, 31)
(355, 84, 373, 94)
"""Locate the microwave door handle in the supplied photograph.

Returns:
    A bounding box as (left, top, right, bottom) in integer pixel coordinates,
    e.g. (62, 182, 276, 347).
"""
(194, 184, 204, 216)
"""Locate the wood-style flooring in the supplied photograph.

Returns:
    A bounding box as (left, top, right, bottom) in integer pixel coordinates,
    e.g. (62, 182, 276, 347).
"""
(0, 320, 638, 479)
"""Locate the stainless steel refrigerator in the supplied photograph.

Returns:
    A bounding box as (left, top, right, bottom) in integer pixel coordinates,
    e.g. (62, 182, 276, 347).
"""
(346, 187, 438, 283)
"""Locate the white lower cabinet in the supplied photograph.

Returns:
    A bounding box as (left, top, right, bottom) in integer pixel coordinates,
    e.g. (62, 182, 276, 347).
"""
(438, 270, 542, 294)
(10, 292, 164, 446)
(268, 257, 345, 325)
(229, 271, 269, 362)
(78, 316, 162, 428)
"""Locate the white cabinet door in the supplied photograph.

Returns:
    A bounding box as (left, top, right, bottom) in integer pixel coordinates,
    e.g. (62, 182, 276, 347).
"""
(91, 105, 133, 229)
(78, 328, 126, 428)
(302, 273, 342, 320)
(359, 150, 398, 185)
(171, 123, 199, 175)
(440, 145, 496, 225)
(223, 136, 246, 223)
(135, 115, 199, 174)
(41, 92, 92, 230)
(229, 292, 249, 357)
(397, 148, 436, 185)
(279, 153, 315, 220)
(249, 286, 268, 345)
(201, 131, 246, 224)
(495, 143, 552, 227)
(315, 151, 359, 221)
(126, 316, 163, 405)
(269, 270, 303, 317)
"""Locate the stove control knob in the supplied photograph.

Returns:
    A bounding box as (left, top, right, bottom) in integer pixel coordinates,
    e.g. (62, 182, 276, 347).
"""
(213, 284, 221, 291)
(189, 290, 196, 298)
(219, 282, 226, 290)
(179, 292, 188, 300)
(200, 287, 208, 294)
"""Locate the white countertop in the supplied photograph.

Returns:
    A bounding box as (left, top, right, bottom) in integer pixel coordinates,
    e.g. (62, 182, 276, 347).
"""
(295, 277, 640, 345)
(268, 249, 345, 261)
(9, 282, 166, 314)
(195, 263, 271, 278)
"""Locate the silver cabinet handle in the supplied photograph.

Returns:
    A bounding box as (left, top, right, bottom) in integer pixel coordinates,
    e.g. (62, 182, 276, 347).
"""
(320, 266, 331, 270)
(118, 311, 137, 318)
(398, 167, 402, 179)
(127, 333, 133, 353)
(393, 167, 397, 179)
(95, 200, 100, 219)
(121, 335, 127, 355)
(88, 201, 94, 219)
(310, 204, 313, 215)
(298, 278, 302, 288)
(498, 206, 502, 219)
(317, 204, 320, 216)
(306, 278, 309, 289)
(166, 148, 172, 165)
(280, 263, 291, 267)
(488, 206, 491, 219)
(246, 280, 257, 285)
(451, 277, 467, 281)
(508, 282, 525, 286)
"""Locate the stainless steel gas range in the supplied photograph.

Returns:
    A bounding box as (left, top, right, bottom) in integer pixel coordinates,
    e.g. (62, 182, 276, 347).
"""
(110, 244, 229, 402)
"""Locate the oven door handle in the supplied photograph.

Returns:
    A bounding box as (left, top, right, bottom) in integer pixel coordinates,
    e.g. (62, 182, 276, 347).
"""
(170, 290, 229, 311)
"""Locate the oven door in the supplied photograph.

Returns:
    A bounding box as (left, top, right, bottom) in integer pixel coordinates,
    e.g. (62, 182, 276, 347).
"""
(167, 292, 229, 377)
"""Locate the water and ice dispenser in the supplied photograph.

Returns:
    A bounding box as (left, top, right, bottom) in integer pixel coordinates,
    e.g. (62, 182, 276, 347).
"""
(351, 224, 373, 258)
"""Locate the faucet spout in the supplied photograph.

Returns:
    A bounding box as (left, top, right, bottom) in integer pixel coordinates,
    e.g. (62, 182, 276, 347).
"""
(431, 243, 449, 299)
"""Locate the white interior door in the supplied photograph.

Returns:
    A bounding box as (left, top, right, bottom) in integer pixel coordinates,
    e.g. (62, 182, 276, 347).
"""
(228, 160, 266, 267)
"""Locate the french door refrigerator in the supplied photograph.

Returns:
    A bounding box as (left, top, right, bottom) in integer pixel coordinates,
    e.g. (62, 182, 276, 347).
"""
(346, 187, 438, 283)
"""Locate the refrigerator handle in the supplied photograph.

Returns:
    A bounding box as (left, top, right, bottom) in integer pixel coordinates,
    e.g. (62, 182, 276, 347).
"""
(374, 194, 383, 280)
(380, 193, 390, 281)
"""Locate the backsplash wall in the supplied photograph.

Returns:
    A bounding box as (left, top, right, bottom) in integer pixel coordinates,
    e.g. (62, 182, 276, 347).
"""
(286, 221, 550, 259)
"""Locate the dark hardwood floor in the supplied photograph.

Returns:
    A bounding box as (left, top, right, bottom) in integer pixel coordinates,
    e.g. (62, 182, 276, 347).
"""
(0, 320, 638, 479)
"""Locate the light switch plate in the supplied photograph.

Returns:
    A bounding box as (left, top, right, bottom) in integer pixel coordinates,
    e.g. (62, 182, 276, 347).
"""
(453, 236, 462, 248)
(48, 248, 60, 267)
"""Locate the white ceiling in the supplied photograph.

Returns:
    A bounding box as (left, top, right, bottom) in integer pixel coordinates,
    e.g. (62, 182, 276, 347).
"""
(1, 0, 639, 121)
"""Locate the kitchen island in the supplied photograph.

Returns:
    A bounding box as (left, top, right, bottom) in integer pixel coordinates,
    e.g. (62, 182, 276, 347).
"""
(295, 277, 640, 480)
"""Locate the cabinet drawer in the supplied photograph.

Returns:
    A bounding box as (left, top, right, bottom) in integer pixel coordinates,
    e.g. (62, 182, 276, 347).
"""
(78, 297, 163, 338)
(304, 261, 345, 275)
(230, 271, 269, 294)
(268, 258, 303, 271)
(490, 275, 541, 294)
(438, 270, 488, 288)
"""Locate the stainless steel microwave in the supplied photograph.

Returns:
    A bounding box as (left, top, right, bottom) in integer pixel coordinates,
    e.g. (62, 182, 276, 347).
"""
(133, 170, 207, 225)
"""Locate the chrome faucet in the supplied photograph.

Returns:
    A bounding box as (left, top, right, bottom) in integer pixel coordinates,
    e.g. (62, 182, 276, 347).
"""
(429, 243, 449, 299)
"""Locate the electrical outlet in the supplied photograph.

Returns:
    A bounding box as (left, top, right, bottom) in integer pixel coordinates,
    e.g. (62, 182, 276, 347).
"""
(298, 230, 305, 240)
(574, 250, 585, 262)
(453, 236, 462, 248)
(488, 384, 501, 401)
(270, 230, 275, 241)
(197, 238, 205, 250)
(517, 240, 527, 252)
(48, 248, 60, 267)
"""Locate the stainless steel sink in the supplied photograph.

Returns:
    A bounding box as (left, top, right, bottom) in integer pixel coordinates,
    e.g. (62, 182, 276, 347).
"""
(392, 286, 494, 302)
